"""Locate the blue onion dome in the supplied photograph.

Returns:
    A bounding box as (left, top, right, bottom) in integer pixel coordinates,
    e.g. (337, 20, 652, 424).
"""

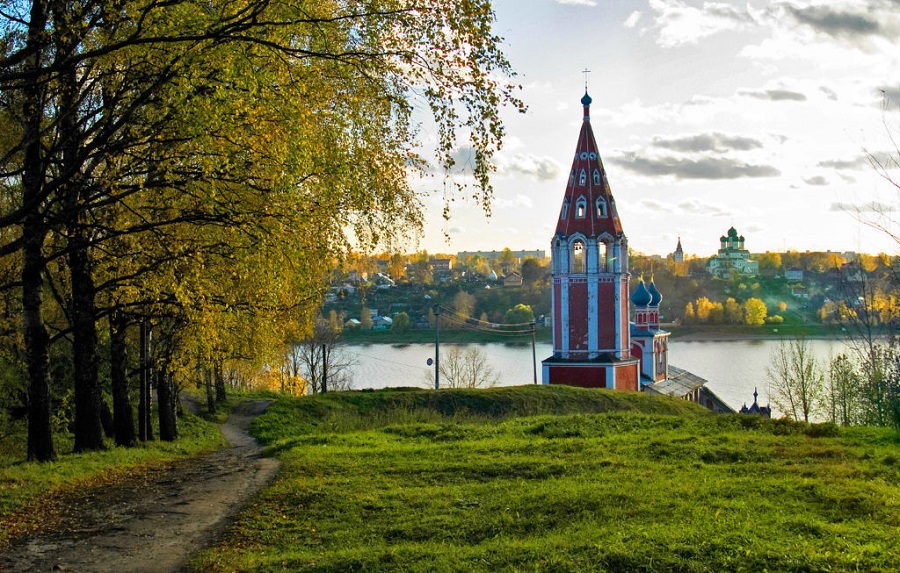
(581, 91, 592, 106)
(647, 281, 662, 306)
(631, 280, 652, 307)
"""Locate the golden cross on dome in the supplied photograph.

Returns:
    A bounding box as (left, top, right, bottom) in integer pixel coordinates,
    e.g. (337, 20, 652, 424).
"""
(582, 68, 591, 90)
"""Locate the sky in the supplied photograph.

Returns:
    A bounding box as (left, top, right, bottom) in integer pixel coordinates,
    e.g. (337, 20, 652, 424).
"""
(412, 0, 900, 258)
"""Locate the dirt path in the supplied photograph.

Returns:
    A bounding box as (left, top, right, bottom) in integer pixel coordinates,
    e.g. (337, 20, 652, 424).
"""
(0, 400, 280, 573)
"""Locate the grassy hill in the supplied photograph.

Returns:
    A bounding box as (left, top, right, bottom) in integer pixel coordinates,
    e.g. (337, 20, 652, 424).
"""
(191, 386, 900, 572)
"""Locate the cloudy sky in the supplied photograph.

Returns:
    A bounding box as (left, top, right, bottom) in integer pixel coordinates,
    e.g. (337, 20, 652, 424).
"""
(413, 0, 899, 258)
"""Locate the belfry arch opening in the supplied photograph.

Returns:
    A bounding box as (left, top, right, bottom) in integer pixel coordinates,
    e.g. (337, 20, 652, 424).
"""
(571, 240, 585, 273)
(598, 241, 609, 272)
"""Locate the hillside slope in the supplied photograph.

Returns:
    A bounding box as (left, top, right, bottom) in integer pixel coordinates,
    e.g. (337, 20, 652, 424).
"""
(194, 386, 900, 573)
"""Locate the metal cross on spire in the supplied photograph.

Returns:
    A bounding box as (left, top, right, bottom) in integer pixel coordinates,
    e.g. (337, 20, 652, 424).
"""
(582, 68, 591, 91)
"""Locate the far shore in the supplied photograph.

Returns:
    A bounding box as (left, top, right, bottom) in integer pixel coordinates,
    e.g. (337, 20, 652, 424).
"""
(339, 323, 854, 345)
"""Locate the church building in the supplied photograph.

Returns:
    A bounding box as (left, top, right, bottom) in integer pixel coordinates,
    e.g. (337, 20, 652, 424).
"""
(541, 91, 733, 413)
(672, 237, 684, 263)
(541, 91, 657, 390)
(707, 227, 758, 278)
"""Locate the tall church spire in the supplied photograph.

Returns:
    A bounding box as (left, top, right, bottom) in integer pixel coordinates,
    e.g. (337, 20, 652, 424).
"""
(555, 91, 623, 240)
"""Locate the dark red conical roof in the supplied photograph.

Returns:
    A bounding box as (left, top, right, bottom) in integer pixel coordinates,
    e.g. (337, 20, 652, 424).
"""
(554, 92, 624, 239)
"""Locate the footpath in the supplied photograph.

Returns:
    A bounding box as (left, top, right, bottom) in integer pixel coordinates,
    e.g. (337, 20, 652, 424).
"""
(0, 400, 279, 573)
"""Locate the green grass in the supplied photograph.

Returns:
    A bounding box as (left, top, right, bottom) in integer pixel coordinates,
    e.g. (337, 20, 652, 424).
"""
(190, 386, 900, 572)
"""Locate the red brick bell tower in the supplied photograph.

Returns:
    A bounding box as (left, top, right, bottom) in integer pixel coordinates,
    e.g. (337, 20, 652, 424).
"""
(541, 92, 640, 390)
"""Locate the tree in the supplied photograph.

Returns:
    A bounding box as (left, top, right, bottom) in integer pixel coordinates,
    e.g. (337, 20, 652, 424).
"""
(293, 314, 354, 394)
(708, 301, 725, 324)
(391, 312, 411, 334)
(521, 257, 549, 286)
(503, 304, 534, 326)
(684, 302, 695, 323)
(757, 252, 783, 274)
(428, 346, 499, 389)
(724, 298, 743, 324)
(830, 254, 899, 429)
(464, 255, 491, 278)
(766, 338, 823, 423)
(408, 251, 434, 285)
(824, 354, 863, 426)
(388, 254, 407, 280)
(452, 291, 477, 320)
(1, 0, 522, 459)
(695, 297, 714, 322)
(360, 308, 374, 331)
(497, 248, 519, 273)
(743, 298, 768, 325)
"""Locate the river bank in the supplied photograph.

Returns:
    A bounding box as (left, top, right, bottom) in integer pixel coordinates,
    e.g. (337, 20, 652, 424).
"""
(339, 323, 852, 345)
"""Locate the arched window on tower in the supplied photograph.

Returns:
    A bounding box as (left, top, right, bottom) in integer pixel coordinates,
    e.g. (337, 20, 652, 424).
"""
(598, 241, 609, 272)
(578, 169, 587, 186)
(571, 240, 585, 273)
(593, 169, 601, 185)
(575, 196, 587, 219)
(560, 198, 569, 219)
(595, 197, 607, 218)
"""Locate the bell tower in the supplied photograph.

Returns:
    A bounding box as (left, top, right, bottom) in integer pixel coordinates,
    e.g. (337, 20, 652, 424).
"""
(541, 92, 640, 390)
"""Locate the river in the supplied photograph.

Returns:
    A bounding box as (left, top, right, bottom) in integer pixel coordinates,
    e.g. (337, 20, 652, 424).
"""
(341, 338, 851, 416)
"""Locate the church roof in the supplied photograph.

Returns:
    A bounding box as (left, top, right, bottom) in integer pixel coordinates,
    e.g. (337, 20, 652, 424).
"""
(554, 92, 624, 239)
(631, 279, 652, 307)
(647, 281, 662, 306)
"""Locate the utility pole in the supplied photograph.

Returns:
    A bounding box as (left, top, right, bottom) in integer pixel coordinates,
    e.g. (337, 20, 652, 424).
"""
(434, 304, 440, 390)
(531, 320, 538, 384)
(321, 344, 328, 394)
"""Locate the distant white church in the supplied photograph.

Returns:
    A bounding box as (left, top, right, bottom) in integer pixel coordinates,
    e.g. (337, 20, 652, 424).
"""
(707, 227, 758, 278)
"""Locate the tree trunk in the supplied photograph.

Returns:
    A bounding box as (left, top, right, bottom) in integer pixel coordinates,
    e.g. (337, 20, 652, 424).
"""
(214, 360, 227, 403)
(23, 0, 54, 462)
(110, 312, 136, 446)
(100, 401, 114, 437)
(205, 367, 216, 415)
(23, 224, 53, 461)
(156, 369, 178, 441)
(70, 237, 104, 452)
(138, 320, 153, 441)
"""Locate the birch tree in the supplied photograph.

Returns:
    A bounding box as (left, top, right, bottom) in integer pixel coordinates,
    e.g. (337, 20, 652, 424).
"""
(0, 0, 522, 459)
(766, 338, 824, 423)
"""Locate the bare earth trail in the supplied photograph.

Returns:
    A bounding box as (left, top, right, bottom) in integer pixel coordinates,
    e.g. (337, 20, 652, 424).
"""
(0, 400, 280, 573)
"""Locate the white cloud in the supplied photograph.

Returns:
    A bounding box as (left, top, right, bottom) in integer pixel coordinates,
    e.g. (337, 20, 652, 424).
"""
(634, 197, 733, 218)
(610, 154, 780, 180)
(651, 132, 764, 153)
(555, 0, 596, 6)
(493, 153, 562, 181)
(646, 0, 757, 48)
(676, 198, 733, 218)
(494, 194, 535, 209)
(803, 175, 829, 186)
(624, 11, 642, 28)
